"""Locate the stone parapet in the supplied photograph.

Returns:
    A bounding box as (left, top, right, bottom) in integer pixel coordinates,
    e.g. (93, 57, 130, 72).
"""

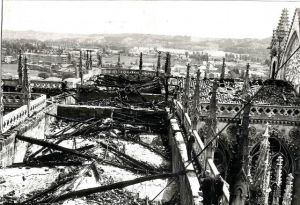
(199, 102, 300, 124)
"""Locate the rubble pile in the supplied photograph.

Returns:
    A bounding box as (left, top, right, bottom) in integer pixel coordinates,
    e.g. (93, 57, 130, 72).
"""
(1, 117, 174, 204)
(197, 78, 300, 105)
(77, 74, 165, 109)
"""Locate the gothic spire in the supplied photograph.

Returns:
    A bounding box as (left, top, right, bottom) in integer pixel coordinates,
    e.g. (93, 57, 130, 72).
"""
(22, 57, 29, 91)
(282, 173, 294, 205)
(242, 63, 250, 94)
(79, 51, 83, 85)
(89, 50, 92, 69)
(239, 88, 251, 172)
(18, 50, 22, 86)
(165, 52, 171, 75)
(204, 79, 218, 160)
(156, 51, 161, 76)
(117, 53, 121, 68)
(139, 52, 143, 72)
(23, 57, 31, 117)
(272, 156, 283, 205)
(85, 50, 89, 70)
(97, 52, 102, 68)
(192, 69, 201, 112)
(183, 63, 191, 112)
(220, 57, 225, 80)
(277, 8, 289, 43)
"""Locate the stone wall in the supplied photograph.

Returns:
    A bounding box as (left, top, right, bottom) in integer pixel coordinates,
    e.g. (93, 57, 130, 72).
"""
(169, 118, 201, 205)
(57, 104, 167, 122)
(0, 103, 57, 167)
(174, 100, 230, 204)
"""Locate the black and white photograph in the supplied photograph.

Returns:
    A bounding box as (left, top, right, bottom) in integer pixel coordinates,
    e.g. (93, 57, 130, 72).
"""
(0, 0, 300, 204)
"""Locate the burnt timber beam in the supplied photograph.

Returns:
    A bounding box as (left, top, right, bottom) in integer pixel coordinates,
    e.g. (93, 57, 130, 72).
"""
(48, 171, 186, 203)
(17, 135, 94, 160)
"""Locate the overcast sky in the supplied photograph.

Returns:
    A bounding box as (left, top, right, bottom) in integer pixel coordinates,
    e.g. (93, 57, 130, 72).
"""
(3, 1, 300, 39)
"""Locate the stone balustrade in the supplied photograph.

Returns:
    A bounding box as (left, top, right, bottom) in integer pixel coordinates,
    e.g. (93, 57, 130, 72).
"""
(31, 81, 62, 89)
(199, 102, 300, 123)
(2, 93, 46, 133)
(3, 92, 42, 108)
(174, 100, 230, 204)
(100, 68, 157, 77)
(3, 92, 25, 107)
(2, 78, 63, 90)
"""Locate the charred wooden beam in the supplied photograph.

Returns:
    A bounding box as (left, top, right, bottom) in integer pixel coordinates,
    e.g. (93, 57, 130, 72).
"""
(20, 173, 75, 204)
(47, 171, 186, 203)
(17, 135, 94, 160)
(97, 141, 159, 172)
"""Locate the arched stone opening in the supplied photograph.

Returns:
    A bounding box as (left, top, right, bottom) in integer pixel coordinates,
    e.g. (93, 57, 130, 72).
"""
(214, 137, 232, 179)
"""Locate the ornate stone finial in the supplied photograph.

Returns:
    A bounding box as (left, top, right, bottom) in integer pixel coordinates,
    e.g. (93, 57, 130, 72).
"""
(253, 123, 271, 195)
(23, 57, 31, 117)
(282, 173, 294, 205)
(206, 62, 210, 74)
(242, 63, 250, 96)
(263, 123, 270, 137)
(272, 156, 283, 205)
(97, 52, 102, 68)
(164, 52, 171, 75)
(220, 57, 225, 79)
(204, 70, 207, 80)
(193, 69, 201, 111)
(73, 60, 78, 78)
(210, 79, 218, 119)
(277, 8, 289, 43)
(89, 50, 92, 69)
(156, 51, 161, 76)
(85, 50, 89, 70)
(18, 50, 23, 86)
(79, 51, 83, 85)
(204, 79, 218, 160)
(139, 52, 143, 72)
(117, 53, 121, 69)
(22, 57, 29, 91)
(183, 63, 191, 112)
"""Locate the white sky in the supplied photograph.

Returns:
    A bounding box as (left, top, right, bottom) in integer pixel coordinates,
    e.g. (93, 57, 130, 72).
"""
(3, 1, 300, 39)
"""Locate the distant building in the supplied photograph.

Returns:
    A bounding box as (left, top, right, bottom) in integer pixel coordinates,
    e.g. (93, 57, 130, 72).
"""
(4, 56, 13, 64)
(24, 53, 67, 64)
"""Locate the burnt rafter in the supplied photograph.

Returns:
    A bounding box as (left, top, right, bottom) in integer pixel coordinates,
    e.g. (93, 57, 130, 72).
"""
(48, 171, 186, 203)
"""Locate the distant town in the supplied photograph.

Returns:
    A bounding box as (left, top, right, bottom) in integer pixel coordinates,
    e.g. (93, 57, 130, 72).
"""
(2, 32, 270, 82)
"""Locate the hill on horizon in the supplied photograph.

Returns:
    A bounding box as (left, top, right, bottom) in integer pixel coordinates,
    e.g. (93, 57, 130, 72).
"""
(3, 30, 271, 61)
